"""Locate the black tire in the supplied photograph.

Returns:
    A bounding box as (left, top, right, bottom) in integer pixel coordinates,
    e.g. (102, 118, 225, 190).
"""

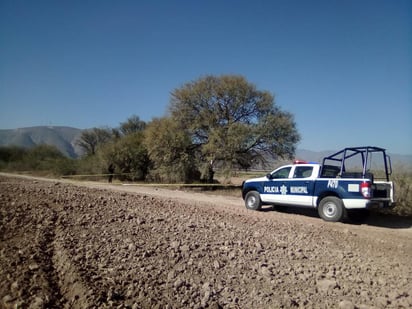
(245, 191, 262, 211)
(318, 196, 345, 222)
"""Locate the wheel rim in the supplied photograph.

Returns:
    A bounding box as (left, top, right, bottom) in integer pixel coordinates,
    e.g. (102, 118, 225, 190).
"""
(247, 196, 256, 208)
(323, 202, 337, 218)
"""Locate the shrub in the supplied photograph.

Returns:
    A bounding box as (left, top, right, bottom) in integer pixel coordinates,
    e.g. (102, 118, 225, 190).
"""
(391, 169, 412, 216)
(0, 144, 72, 176)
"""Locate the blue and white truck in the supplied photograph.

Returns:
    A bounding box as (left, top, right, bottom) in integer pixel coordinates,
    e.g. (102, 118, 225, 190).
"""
(242, 146, 395, 222)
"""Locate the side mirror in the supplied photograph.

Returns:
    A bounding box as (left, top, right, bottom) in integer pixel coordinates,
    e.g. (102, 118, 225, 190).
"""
(266, 173, 273, 179)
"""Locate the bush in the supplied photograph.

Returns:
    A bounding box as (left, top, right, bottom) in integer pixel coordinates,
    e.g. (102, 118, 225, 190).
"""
(73, 153, 106, 180)
(0, 146, 26, 163)
(100, 132, 150, 182)
(391, 169, 412, 216)
(0, 144, 73, 176)
(144, 118, 200, 183)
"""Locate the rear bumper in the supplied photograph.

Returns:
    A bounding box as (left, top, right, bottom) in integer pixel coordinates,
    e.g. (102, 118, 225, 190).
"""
(343, 198, 395, 209)
(366, 199, 396, 209)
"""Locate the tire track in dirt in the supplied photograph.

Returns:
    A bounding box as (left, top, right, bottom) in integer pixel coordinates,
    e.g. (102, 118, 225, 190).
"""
(0, 179, 95, 308)
(52, 236, 96, 308)
(31, 203, 65, 308)
(0, 191, 64, 308)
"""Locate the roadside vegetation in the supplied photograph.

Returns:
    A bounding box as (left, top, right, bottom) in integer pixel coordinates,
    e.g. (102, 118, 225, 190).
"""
(390, 166, 412, 216)
(0, 74, 411, 217)
(0, 144, 76, 176)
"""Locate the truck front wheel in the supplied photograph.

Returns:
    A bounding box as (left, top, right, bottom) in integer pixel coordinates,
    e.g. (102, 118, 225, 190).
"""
(318, 197, 345, 222)
(245, 191, 262, 211)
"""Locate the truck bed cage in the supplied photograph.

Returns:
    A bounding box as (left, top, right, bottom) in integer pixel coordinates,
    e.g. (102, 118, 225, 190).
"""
(321, 146, 391, 181)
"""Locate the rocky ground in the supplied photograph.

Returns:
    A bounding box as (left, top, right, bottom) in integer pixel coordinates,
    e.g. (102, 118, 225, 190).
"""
(1, 174, 411, 309)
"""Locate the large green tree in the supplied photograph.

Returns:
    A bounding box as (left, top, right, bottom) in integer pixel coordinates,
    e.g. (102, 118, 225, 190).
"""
(119, 115, 146, 136)
(101, 132, 150, 181)
(169, 75, 300, 181)
(77, 127, 113, 156)
(144, 117, 199, 183)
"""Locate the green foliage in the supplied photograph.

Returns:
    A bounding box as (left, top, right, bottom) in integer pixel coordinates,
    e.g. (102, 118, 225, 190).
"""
(119, 115, 146, 135)
(21, 144, 59, 172)
(0, 144, 74, 176)
(391, 168, 412, 216)
(0, 146, 26, 166)
(74, 152, 104, 177)
(169, 74, 300, 181)
(76, 127, 113, 156)
(144, 117, 200, 183)
(101, 132, 150, 181)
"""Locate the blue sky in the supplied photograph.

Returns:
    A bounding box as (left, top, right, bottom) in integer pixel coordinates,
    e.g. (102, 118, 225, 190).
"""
(1, 0, 411, 154)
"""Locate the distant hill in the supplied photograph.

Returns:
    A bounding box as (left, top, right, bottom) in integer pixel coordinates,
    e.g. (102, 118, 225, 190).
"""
(0, 126, 83, 158)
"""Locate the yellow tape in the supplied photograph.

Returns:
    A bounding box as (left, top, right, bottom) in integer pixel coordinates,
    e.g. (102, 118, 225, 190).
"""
(60, 174, 241, 188)
(121, 183, 241, 188)
(61, 173, 132, 178)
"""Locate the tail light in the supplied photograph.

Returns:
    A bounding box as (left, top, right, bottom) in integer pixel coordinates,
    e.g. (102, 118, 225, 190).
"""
(361, 182, 371, 198)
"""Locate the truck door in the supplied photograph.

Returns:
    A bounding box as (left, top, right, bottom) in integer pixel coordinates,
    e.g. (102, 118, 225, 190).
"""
(287, 165, 315, 206)
(262, 166, 292, 204)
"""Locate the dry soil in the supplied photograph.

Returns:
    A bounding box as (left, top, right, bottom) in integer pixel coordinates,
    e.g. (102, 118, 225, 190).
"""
(1, 173, 411, 308)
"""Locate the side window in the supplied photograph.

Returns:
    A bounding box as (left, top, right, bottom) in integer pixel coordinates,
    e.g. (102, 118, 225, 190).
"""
(293, 166, 314, 178)
(271, 167, 291, 179)
(320, 165, 340, 178)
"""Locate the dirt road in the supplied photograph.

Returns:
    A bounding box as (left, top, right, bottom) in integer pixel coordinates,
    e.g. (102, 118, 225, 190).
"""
(1, 173, 411, 308)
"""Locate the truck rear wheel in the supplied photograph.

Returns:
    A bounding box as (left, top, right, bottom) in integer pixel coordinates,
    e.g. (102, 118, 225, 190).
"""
(245, 191, 262, 211)
(318, 196, 345, 222)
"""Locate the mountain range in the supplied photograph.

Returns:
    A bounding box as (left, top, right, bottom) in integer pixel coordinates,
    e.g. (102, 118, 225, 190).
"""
(0, 126, 83, 158)
(0, 126, 411, 168)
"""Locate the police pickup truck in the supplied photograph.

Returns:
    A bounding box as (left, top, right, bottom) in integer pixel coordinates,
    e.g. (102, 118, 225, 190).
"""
(242, 146, 395, 222)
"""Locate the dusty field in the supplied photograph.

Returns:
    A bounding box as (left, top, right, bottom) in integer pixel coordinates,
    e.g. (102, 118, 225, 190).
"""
(1, 174, 411, 309)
